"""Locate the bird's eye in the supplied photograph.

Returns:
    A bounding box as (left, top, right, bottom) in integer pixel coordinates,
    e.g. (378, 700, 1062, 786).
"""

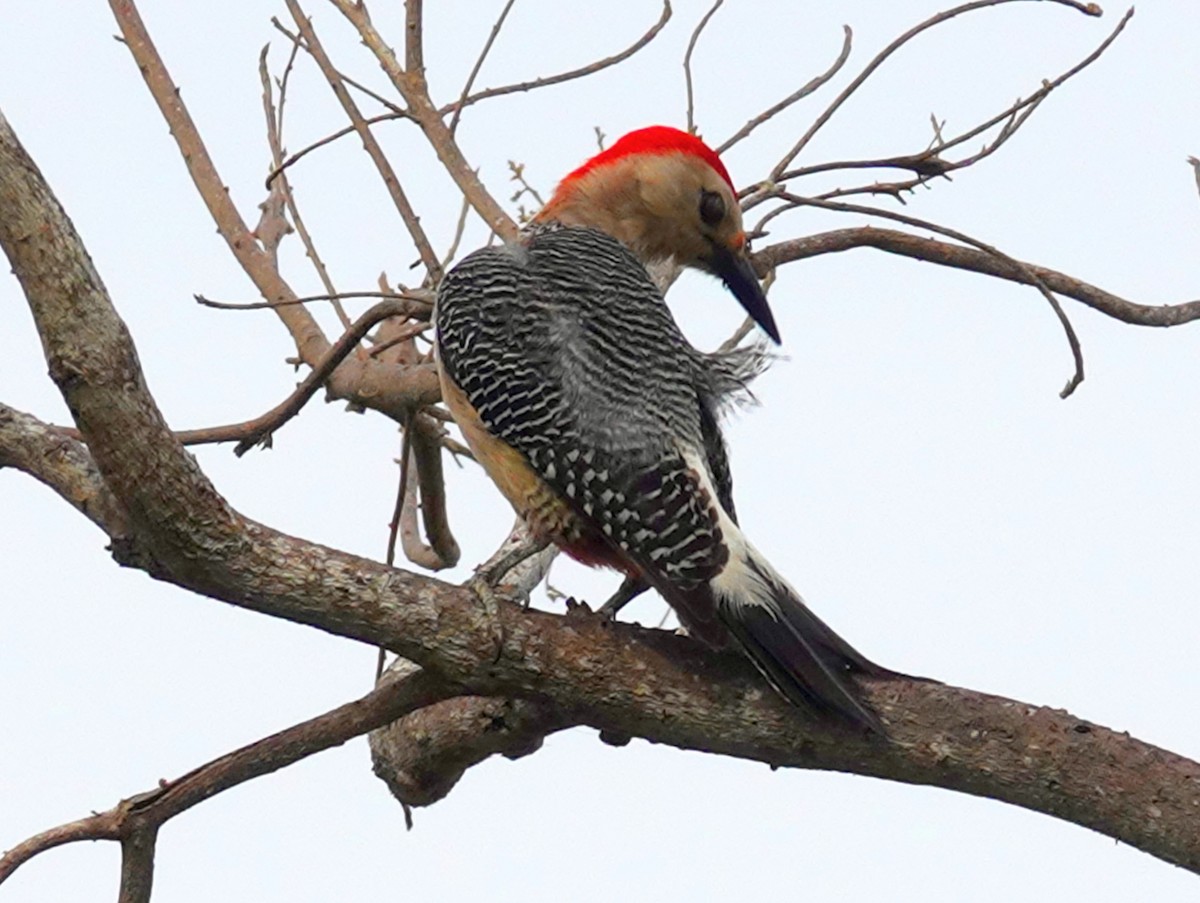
(698, 190, 725, 227)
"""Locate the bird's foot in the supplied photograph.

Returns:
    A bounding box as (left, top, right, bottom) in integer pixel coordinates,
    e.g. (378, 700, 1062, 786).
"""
(562, 596, 599, 624)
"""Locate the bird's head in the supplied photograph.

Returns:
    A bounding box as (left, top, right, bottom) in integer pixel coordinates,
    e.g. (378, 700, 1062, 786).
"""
(535, 126, 779, 343)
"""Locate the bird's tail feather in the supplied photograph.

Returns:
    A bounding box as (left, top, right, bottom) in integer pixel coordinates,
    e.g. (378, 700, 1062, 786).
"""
(712, 545, 905, 734)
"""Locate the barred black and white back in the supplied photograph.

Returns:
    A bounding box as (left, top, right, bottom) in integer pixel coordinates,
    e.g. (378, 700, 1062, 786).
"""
(437, 223, 898, 731)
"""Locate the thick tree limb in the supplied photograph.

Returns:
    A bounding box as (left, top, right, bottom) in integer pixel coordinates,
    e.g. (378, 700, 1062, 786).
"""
(370, 658, 563, 810)
(3, 109, 1200, 875)
(753, 228, 1200, 328)
(0, 402, 129, 537)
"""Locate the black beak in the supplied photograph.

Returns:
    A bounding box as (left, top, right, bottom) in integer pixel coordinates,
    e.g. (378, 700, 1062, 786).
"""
(708, 244, 781, 344)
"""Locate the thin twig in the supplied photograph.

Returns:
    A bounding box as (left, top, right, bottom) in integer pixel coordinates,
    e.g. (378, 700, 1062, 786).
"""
(264, 113, 408, 189)
(274, 28, 301, 144)
(436, 0, 672, 117)
(762, 7, 1132, 205)
(683, 0, 723, 135)
(286, 0, 444, 283)
(440, 192, 473, 269)
(0, 671, 454, 886)
(448, 0, 517, 136)
(233, 300, 414, 455)
(776, 194, 1085, 395)
(508, 160, 545, 223)
(259, 44, 353, 330)
(769, 0, 1104, 181)
(196, 290, 432, 312)
(717, 25, 853, 154)
(330, 0, 519, 239)
(270, 17, 408, 115)
(369, 321, 433, 357)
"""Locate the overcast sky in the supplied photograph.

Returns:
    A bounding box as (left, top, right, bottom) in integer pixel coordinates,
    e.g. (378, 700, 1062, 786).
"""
(3, 1, 1199, 900)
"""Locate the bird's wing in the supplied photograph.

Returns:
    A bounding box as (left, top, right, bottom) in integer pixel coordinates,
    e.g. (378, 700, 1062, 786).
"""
(436, 227, 731, 631)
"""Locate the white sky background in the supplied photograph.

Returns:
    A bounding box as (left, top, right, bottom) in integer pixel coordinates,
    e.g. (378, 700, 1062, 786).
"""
(2, 0, 1199, 899)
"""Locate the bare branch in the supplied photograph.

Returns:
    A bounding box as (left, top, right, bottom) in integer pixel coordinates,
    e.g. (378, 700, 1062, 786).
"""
(408, 413, 461, 567)
(330, 0, 519, 239)
(683, 0, 723, 135)
(367, 320, 432, 358)
(769, 193, 1085, 395)
(232, 300, 425, 455)
(717, 25, 853, 154)
(753, 227, 1200, 328)
(260, 42, 352, 330)
(390, 414, 442, 569)
(265, 112, 410, 187)
(436, 1, 673, 118)
(0, 813, 119, 883)
(448, 0, 517, 136)
(765, 7, 1133, 204)
(440, 191, 473, 269)
(0, 668, 453, 886)
(287, 0, 443, 284)
(475, 516, 558, 601)
(371, 659, 562, 810)
(118, 830, 156, 903)
(106, 1, 445, 427)
(769, 0, 1104, 181)
(405, 0, 425, 77)
(108, 0, 330, 367)
(0, 403, 130, 537)
(196, 289, 432, 312)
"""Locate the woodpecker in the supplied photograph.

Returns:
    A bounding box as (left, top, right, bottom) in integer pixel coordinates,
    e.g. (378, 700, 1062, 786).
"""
(436, 126, 900, 732)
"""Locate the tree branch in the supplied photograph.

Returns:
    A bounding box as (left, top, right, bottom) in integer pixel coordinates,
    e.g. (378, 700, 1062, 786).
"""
(768, 0, 1103, 180)
(447, 0, 517, 137)
(0, 402, 130, 537)
(764, 6, 1133, 204)
(285, 1, 443, 283)
(109, 0, 440, 429)
(435, 1, 673, 118)
(108, 0, 329, 367)
(716, 24, 853, 154)
(0, 666, 454, 885)
(230, 300, 434, 456)
(4, 109, 1200, 873)
(329, 0, 519, 240)
(753, 228, 1200, 328)
(683, 0, 724, 135)
(771, 193, 1086, 397)
(370, 658, 562, 810)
